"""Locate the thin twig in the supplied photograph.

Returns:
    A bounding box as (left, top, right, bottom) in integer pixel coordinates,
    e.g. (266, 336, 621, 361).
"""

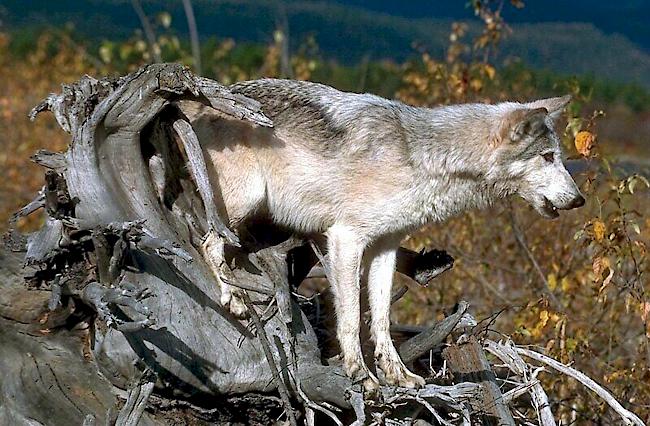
(404, 394, 454, 426)
(295, 382, 343, 426)
(508, 206, 562, 311)
(502, 380, 540, 404)
(241, 292, 297, 426)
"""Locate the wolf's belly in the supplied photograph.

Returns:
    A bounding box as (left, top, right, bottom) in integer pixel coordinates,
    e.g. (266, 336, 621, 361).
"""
(201, 117, 419, 239)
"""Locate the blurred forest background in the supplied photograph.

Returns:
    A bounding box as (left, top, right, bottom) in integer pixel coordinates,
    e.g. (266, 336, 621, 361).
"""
(0, 0, 648, 423)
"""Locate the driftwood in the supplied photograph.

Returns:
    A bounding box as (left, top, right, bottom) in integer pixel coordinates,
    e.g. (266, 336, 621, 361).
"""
(1, 63, 644, 425)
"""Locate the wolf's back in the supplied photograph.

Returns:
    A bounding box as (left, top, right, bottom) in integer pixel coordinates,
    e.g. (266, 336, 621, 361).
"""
(230, 79, 354, 140)
(230, 79, 342, 121)
(230, 79, 408, 159)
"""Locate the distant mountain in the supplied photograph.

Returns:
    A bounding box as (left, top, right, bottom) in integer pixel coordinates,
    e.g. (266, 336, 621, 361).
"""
(321, 0, 650, 53)
(504, 22, 650, 87)
(2, 0, 649, 87)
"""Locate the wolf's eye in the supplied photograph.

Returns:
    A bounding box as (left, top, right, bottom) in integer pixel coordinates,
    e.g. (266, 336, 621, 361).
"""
(542, 152, 555, 163)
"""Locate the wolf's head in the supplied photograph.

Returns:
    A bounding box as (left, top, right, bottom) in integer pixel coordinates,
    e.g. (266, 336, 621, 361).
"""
(490, 96, 584, 219)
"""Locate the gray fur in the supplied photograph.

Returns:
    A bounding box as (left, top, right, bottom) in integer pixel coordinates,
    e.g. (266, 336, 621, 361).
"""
(230, 79, 411, 161)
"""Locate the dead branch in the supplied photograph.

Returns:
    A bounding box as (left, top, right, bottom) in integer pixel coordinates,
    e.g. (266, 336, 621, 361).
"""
(241, 292, 298, 426)
(485, 340, 556, 426)
(115, 370, 156, 426)
(172, 117, 239, 245)
(399, 301, 469, 364)
(516, 345, 644, 426)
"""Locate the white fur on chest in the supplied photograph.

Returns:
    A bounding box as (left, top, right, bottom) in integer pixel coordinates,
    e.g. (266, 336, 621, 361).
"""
(376, 176, 494, 237)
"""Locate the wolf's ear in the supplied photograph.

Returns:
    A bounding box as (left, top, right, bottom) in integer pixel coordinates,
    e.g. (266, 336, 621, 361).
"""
(525, 95, 571, 121)
(493, 107, 548, 145)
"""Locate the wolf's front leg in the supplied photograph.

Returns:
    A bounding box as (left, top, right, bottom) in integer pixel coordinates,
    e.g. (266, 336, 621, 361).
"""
(367, 237, 425, 388)
(326, 224, 379, 392)
(201, 230, 247, 317)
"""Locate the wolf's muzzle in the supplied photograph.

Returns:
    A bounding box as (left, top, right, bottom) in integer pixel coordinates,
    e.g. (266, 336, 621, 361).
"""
(564, 194, 585, 210)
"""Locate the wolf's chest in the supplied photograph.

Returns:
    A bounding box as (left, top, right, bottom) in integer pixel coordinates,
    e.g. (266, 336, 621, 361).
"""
(401, 178, 494, 227)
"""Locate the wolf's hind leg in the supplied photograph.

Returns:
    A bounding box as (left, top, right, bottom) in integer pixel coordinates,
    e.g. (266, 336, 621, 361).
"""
(367, 238, 425, 388)
(326, 224, 379, 393)
(201, 230, 247, 317)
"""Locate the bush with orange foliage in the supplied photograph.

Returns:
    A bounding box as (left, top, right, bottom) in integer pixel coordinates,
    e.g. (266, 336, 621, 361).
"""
(0, 32, 97, 230)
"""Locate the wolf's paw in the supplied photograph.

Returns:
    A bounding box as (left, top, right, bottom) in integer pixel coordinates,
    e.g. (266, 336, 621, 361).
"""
(220, 285, 248, 318)
(345, 357, 380, 394)
(376, 349, 425, 389)
(200, 231, 248, 318)
(387, 366, 426, 388)
(362, 375, 380, 394)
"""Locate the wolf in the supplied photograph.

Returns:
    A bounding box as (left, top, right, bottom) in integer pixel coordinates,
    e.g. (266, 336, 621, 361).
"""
(183, 79, 585, 391)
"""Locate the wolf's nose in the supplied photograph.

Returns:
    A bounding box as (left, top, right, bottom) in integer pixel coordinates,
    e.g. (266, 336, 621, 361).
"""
(567, 194, 585, 209)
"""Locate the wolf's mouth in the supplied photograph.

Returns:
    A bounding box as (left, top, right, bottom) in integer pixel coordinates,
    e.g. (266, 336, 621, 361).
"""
(538, 196, 559, 219)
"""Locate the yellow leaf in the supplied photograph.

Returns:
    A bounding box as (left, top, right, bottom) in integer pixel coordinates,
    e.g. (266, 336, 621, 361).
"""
(594, 255, 614, 294)
(158, 12, 172, 29)
(548, 273, 558, 291)
(99, 45, 112, 63)
(640, 302, 650, 323)
(593, 220, 606, 242)
(603, 267, 614, 287)
(530, 310, 549, 338)
(484, 64, 496, 80)
(561, 277, 571, 292)
(574, 130, 596, 157)
(539, 310, 549, 328)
